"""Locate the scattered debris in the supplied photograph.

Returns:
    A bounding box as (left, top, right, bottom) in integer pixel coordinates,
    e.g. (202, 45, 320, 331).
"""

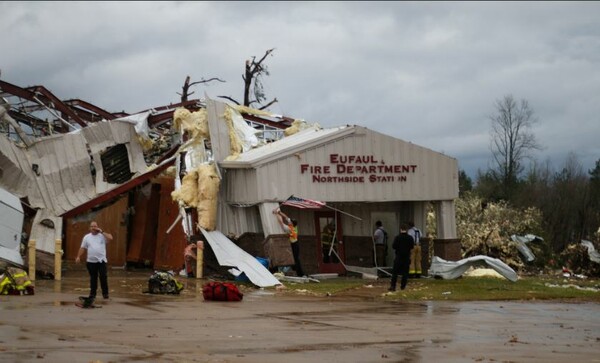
(511, 234, 542, 262)
(429, 255, 518, 282)
(581, 240, 600, 264)
(202, 229, 281, 288)
(544, 283, 599, 292)
(273, 274, 320, 284)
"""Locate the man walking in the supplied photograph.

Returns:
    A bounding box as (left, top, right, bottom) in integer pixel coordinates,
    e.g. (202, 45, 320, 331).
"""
(389, 223, 414, 292)
(76, 221, 113, 301)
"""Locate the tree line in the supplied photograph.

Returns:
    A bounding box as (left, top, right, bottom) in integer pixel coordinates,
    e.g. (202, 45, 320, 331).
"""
(459, 95, 600, 258)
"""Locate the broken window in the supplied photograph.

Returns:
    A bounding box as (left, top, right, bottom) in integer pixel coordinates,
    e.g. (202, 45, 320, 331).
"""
(100, 143, 133, 184)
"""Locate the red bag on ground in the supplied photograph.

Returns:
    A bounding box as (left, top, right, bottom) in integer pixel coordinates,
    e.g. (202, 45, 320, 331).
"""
(202, 282, 243, 302)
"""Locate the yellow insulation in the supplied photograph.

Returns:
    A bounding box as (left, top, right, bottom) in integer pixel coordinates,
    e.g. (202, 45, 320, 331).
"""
(170, 164, 220, 231)
(283, 119, 306, 136)
(136, 134, 154, 151)
(173, 108, 209, 140)
(196, 163, 220, 231)
(171, 171, 199, 207)
(233, 104, 274, 118)
(223, 107, 243, 158)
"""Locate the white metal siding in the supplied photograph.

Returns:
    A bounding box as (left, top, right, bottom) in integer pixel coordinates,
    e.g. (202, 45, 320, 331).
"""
(223, 127, 458, 204)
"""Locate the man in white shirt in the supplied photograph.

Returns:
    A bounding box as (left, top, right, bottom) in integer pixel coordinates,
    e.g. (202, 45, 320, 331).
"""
(76, 221, 113, 300)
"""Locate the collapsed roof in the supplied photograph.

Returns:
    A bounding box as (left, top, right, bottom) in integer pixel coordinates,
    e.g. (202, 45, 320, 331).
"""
(0, 79, 294, 212)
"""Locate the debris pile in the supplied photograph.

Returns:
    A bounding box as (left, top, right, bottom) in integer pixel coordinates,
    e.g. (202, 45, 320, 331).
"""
(559, 241, 600, 278)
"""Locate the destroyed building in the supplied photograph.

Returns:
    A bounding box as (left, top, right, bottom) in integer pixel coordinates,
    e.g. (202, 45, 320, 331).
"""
(0, 79, 459, 280)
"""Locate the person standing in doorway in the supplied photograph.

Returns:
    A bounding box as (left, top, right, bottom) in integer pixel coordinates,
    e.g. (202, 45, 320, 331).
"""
(76, 221, 113, 301)
(321, 221, 338, 263)
(373, 220, 387, 267)
(407, 221, 422, 278)
(274, 208, 305, 277)
(389, 223, 414, 292)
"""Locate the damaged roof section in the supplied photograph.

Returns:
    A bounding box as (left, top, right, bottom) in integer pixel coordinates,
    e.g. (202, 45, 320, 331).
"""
(0, 120, 147, 215)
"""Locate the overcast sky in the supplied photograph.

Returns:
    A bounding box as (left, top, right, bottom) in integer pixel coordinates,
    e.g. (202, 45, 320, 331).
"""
(1, 1, 599, 179)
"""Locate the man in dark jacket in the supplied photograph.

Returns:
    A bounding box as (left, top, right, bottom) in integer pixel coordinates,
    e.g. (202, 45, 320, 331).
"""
(388, 223, 414, 291)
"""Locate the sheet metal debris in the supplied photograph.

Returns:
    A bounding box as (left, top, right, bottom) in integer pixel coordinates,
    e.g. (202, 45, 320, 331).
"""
(429, 255, 518, 282)
(580, 240, 600, 264)
(201, 228, 280, 288)
(510, 234, 541, 262)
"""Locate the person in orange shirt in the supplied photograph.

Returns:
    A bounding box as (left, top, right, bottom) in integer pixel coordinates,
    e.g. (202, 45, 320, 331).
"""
(274, 208, 305, 277)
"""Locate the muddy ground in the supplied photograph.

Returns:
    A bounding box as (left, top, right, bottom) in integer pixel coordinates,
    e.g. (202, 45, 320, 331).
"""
(1, 265, 599, 363)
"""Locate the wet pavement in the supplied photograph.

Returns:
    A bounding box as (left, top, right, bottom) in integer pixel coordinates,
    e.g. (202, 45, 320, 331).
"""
(0, 266, 599, 362)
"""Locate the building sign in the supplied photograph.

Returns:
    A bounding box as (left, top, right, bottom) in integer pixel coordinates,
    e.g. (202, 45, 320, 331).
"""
(300, 154, 417, 183)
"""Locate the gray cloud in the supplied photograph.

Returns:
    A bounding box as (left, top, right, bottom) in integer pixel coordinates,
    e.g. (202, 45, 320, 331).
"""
(1, 1, 598, 178)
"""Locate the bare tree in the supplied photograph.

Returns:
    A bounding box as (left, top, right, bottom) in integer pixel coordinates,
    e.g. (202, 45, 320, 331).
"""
(219, 48, 278, 110)
(178, 75, 225, 103)
(489, 94, 542, 198)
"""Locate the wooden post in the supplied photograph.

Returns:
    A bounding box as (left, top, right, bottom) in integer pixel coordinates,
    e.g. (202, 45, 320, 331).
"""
(196, 248, 203, 279)
(28, 239, 36, 281)
(54, 239, 62, 281)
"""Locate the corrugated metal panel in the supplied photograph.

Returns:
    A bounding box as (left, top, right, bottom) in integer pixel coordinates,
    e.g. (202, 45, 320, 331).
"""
(223, 168, 258, 203)
(28, 132, 96, 214)
(216, 200, 263, 237)
(0, 134, 37, 200)
(82, 121, 147, 194)
(224, 126, 458, 204)
(206, 99, 231, 162)
(1, 121, 148, 216)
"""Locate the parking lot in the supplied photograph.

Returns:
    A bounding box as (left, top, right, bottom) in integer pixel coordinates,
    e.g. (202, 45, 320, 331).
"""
(1, 267, 599, 362)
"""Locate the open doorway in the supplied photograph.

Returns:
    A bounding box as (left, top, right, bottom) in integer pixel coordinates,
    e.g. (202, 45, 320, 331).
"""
(314, 211, 345, 274)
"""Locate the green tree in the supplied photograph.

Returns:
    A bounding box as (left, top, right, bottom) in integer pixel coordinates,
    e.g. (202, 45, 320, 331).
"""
(544, 153, 591, 252)
(458, 169, 473, 196)
(588, 158, 600, 241)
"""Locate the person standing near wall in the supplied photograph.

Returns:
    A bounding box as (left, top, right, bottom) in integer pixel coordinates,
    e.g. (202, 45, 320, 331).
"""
(407, 221, 422, 278)
(76, 221, 113, 301)
(274, 208, 305, 277)
(184, 242, 199, 277)
(373, 221, 387, 267)
(389, 223, 414, 292)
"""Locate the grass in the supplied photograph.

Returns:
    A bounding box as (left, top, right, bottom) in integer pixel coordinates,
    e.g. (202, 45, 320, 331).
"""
(275, 275, 600, 302)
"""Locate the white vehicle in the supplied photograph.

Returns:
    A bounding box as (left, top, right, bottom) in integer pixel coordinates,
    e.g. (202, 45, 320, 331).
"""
(0, 187, 24, 267)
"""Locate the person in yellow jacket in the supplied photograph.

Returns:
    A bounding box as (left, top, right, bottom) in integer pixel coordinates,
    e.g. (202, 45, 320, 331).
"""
(0, 267, 33, 295)
(407, 221, 422, 278)
(274, 208, 305, 277)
